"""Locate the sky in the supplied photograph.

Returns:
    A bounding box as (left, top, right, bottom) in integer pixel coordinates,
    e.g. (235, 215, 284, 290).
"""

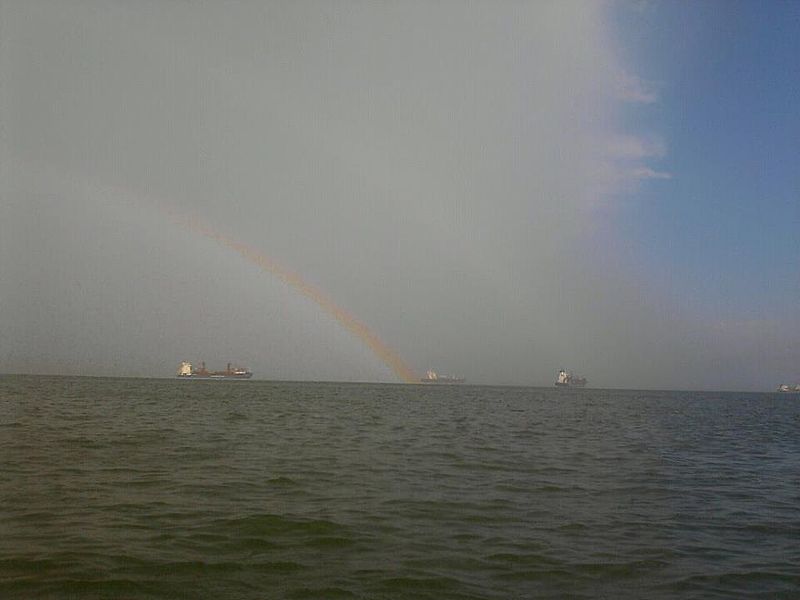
(0, 1, 797, 390)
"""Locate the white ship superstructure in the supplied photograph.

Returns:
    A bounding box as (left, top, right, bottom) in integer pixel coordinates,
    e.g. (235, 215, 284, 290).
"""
(178, 361, 193, 377)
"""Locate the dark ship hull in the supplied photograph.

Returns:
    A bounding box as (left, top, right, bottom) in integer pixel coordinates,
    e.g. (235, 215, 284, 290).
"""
(420, 377, 465, 384)
(178, 372, 253, 379)
(555, 380, 586, 388)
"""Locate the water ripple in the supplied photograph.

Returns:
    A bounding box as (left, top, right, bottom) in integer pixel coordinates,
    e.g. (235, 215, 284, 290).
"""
(1, 376, 799, 599)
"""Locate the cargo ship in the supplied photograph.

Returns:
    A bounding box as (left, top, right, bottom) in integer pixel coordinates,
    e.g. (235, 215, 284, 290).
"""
(555, 368, 587, 388)
(420, 369, 465, 384)
(776, 383, 800, 393)
(177, 361, 253, 379)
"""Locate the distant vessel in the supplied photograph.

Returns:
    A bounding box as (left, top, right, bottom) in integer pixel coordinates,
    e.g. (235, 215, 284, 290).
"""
(420, 369, 465, 384)
(776, 383, 800, 393)
(177, 361, 252, 379)
(555, 368, 587, 388)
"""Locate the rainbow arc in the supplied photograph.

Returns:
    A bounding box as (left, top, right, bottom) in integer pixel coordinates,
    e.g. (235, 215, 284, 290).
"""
(177, 215, 418, 383)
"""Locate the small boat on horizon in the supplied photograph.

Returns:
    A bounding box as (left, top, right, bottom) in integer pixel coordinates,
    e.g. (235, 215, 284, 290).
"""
(420, 369, 465, 384)
(555, 368, 587, 388)
(776, 383, 800, 393)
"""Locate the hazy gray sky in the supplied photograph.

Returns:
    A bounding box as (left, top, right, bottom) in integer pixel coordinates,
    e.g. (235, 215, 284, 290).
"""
(1, 1, 797, 389)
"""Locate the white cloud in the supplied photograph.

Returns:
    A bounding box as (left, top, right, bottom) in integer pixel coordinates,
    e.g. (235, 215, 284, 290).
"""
(615, 70, 659, 104)
(607, 134, 666, 160)
(589, 133, 671, 200)
(630, 167, 672, 180)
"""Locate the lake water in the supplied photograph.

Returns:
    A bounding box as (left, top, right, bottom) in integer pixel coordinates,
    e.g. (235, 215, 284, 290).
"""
(1, 376, 799, 598)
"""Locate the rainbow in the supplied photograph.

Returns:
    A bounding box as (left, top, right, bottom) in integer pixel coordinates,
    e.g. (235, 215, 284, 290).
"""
(6, 162, 417, 381)
(174, 213, 418, 383)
